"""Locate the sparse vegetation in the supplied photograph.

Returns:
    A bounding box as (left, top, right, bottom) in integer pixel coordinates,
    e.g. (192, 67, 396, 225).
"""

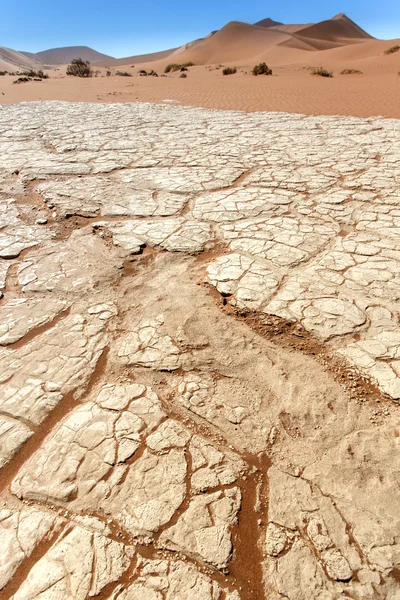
(116, 71, 132, 77)
(66, 58, 92, 78)
(165, 62, 194, 73)
(311, 66, 333, 77)
(138, 70, 147, 76)
(252, 63, 272, 76)
(13, 77, 29, 84)
(180, 73, 187, 78)
(341, 68, 363, 75)
(148, 70, 158, 77)
(0, 71, 7, 76)
(384, 45, 400, 55)
(164, 63, 181, 73)
(222, 67, 237, 75)
(19, 69, 49, 79)
(106, 70, 111, 76)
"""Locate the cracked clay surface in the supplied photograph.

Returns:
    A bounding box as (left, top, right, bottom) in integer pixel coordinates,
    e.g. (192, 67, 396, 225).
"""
(0, 101, 399, 599)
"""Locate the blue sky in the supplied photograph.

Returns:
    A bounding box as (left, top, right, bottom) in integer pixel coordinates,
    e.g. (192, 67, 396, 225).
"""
(2, 0, 399, 57)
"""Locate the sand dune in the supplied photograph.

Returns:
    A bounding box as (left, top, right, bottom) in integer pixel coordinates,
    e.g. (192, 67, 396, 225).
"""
(254, 17, 283, 28)
(27, 46, 115, 65)
(144, 14, 377, 66)
(99, 47, 178, 67)
(298, 13, 373, 43)
(271, 23, 314, 34)
(17, 12, 380, 72)
(167, 22, 297, 64)
(0, 47, 42, 72)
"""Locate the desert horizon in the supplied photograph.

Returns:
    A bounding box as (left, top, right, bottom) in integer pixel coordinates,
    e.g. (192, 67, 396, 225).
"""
(1, 12, 400, 118)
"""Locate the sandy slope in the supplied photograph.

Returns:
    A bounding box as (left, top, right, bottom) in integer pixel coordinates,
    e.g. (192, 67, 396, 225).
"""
(0, 47, 43, 72)
(33, 46, 115, 65)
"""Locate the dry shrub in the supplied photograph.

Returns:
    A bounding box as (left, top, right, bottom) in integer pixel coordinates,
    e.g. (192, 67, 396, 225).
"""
(252, 63, 272, 76)
(222, 67, 237, 75)
(66, 58, 92, 77)
(384, 45, 400, 55)
(311, 67, 333, 77)
(341, 68, 363, 75)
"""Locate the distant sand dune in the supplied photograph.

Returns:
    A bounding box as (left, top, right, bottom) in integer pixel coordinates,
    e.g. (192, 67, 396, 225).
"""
(0, 47, 43, 72)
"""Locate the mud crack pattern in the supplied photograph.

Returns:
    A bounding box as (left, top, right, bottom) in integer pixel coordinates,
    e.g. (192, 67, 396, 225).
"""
(0, 101, 399, 599)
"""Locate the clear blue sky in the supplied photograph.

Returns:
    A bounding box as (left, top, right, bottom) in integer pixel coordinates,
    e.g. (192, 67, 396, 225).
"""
(1, 0, 399, 57)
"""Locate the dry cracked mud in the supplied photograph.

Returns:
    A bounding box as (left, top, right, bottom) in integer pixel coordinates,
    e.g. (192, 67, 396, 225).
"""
(0, 101, 399, 599)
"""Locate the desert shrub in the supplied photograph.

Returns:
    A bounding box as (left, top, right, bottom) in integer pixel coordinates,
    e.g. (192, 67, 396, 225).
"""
(311, 67, 333, 77)
(148, 70, 158, 77)
(139, 69, 147, 76)
(180, 73, 187, 78)
(106, 70, 111, 76)
(20, 69, 49, 79)
(182, 62, 194, 67)
(116, 71, 132, 76)
(341, 68, 363, 75)
(164, 63, 181, 73)
(222, 67, 237, 75)
(384, 45, 400, 55)
(180, 66, 188, 71)
(0, 71, 7, 76)
(252, 62, 272, 76)
(66, 58, 92, 77)
(13, 77, 29, 84)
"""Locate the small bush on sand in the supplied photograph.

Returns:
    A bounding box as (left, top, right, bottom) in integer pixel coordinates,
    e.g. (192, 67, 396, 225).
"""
(13, 77, 29, 84)
(222, 67, 237, 75)
(148, 70, 158, 77)
(20, 69, 49, 79)
(66, 58, 92, 77)
(164, 63, 181, 73)
(384, 45, 400, 55)
(165, 62, 194, 73)
(180, 73, 187, 78)
(341, 68, 363, 75)
(139, 69, 147, 76)
(311, 66, 333, 77)
(0, 71, 7, 76)
(116, 71, 132, 76)
(252, 63, 272, 76)
(106, 70, 111, 76)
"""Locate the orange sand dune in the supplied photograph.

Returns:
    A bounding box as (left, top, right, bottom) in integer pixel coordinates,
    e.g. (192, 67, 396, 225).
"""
(113, 14, 377, 68)
(298, 13, 373, 43)
(313, 37, 400, 62)
(167, 22, 295, 64)
(101, 48, 178, 67)
(271, 24, 314, 34)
